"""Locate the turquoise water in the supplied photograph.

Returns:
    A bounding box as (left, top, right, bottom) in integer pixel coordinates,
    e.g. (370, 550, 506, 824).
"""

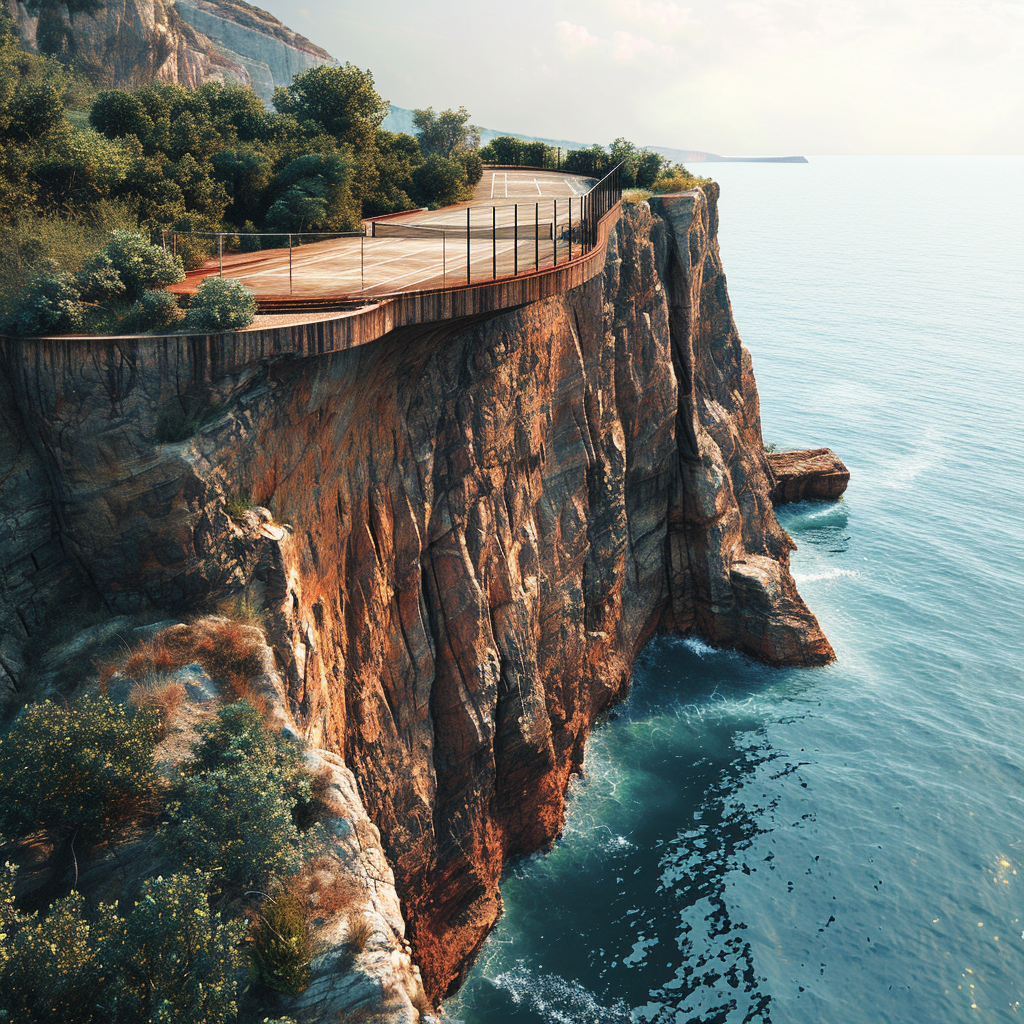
(449, 157, 1024, 1023)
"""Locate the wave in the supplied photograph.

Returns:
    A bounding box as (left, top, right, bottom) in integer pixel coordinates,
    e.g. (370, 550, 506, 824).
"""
(486, 963, 635, 1024)
(792, 568, 859, 583)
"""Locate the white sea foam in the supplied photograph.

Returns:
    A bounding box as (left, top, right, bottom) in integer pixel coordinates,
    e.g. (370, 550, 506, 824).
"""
(488, 963, 635, 1024)
(792, 568, 859, 583)
(681, 637, 721, 658)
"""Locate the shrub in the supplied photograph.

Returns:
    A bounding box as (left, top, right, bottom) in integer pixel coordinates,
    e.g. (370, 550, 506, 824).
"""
(158, 702, 311, 900)
(7, 266, 84, 335)
(0, 889, 110, 1023)
(183, 276, 256, 333)
(78, 230, 185, 301)
(0, 694, 159, 844)
(111, 872, 245, 1024)
(652, 166, 713, 194)
(0, 869, 244, 1024)
(120, 289, 185, 334)
(247, 888, 313, 994)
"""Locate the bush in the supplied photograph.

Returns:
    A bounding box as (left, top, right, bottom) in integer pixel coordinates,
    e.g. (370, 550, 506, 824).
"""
(0, 869, 244, 1024)
(120, 289, 185, 334)
(183, 276, 256, 333)
(158, 702, 310, 899)
(7, 266, 84, 335)
(111, 872, 245, 1024)
(247, 889, 313, 994)
(78, 230, 184, 301)
(652, 166, 713, 194)
(0, 889, 109, 1023)
(0, 693, 159, 843)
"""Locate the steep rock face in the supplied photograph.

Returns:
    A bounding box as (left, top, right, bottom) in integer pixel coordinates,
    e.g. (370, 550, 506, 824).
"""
(0, 191, 832, 1000)
(6, 0, 331, 96)
(0, 371, 90, 706)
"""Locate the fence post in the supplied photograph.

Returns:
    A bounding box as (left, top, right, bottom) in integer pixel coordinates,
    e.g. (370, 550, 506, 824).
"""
(514, 204, 518, 276)
(172, 232, 176, 257)
(288, 234, 292, 293)
(553, 199, 557, 267)
(492, 206, 497, 279)
(443, 231, 446, 286)
(535, 202, 539, 271)
(218, 234, 223, 276)
(360, 233, 364, 292)
(466, 207, 471, 284)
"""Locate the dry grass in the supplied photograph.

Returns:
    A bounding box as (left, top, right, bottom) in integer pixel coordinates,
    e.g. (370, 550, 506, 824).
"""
(336, 912, 375, 972)
(298, 858, 367, 919)
(128, 679, 187, 737)
(112, 618, 272, 713)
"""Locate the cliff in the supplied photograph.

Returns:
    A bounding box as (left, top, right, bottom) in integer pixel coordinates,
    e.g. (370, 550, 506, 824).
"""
(0, 188, 832, 1003)
(5, 0, 332, 98)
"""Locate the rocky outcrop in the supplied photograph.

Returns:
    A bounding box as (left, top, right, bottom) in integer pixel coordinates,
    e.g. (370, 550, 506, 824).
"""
(5, 0, 331, 97)
(174, 0, 333, 103)
(768, 447, 850, 504)
(0, 189, 833, 1002)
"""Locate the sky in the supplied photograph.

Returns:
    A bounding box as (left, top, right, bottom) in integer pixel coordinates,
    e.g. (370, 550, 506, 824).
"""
(255, 0, 1024, 155)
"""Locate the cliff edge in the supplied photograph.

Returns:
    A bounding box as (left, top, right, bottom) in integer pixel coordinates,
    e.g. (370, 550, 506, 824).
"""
(0, 188, 832, 1004)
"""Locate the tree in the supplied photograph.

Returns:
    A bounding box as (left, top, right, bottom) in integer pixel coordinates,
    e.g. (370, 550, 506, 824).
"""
(412, 105, 479, 159)
(90, 90, 154, 141)
(211, 147, 273, 225)
(411, 154, 470, 209)
(273, 63, 389, 152)
(263, 152, 357, 232)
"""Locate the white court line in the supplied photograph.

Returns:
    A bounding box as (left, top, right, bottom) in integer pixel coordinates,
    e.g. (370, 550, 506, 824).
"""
(504, 172, 508, 198)
(238, 241, 436, 280)
(490, 171, 497, 200)
(533, 178, 543, 196)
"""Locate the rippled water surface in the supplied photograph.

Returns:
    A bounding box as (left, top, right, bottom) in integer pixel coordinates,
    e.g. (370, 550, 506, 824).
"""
(449, 157, 1024, 1023)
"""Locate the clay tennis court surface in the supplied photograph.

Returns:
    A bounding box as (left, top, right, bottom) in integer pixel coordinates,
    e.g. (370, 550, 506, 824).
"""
(167, 170, 595, 304)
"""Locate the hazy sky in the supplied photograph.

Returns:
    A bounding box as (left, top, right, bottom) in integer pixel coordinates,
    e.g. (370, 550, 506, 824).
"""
(256, 0, 1023, 154)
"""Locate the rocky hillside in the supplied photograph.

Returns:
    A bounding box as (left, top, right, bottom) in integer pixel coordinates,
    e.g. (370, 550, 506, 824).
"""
(0, 188, 832, 1006)
(5, 0, 333, 100)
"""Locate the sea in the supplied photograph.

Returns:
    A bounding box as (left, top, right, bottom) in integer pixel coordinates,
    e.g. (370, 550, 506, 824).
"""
(447, 156, 1024, 1023)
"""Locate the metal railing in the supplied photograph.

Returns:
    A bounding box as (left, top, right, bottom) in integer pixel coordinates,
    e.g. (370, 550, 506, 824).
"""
(164, 165, 622, 301)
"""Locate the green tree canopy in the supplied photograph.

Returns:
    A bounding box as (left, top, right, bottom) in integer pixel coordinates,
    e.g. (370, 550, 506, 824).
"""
(412, 105, 479, 158)
(273, 63, 389, 152)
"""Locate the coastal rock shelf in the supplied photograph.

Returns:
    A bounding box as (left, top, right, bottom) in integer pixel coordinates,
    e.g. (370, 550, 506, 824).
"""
(0, 188, 834, 1005)
(768, 447, 851, 504)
